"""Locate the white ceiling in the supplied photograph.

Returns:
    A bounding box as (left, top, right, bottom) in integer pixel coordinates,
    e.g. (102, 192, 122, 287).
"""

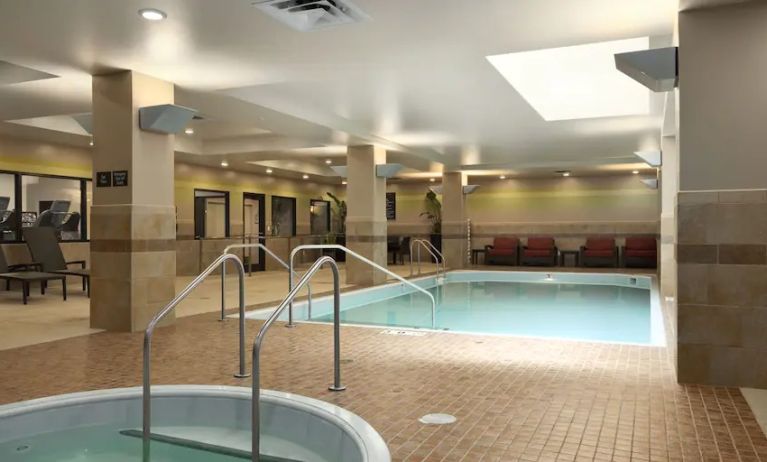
(0, 0, 678, 177)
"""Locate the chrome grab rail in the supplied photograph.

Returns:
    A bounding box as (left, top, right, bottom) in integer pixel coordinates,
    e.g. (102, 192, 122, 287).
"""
(252, 256, 345, 462)
(288, 244, 436, 329)
(221, 243, 312, 322)
(410, 239, 446, 277)
(142, 254, 248, 459)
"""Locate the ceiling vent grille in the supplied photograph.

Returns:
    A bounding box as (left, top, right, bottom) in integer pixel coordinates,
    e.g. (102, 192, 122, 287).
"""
(252, 0, 369, 31)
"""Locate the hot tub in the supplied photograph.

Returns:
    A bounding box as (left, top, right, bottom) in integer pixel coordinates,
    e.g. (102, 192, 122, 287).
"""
(0, 385, 390, 462)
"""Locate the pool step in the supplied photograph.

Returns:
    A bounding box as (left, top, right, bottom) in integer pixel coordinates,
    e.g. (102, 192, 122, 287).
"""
(119, 429, 302, 462)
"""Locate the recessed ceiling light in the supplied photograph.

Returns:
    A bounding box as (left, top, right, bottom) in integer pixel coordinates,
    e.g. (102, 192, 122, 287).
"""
(486, 37, 650, 121)
(632, 170, 640, 175)
(139, 8, 167, 21)
(499, 175, 506, 180)
(429, 178, 436, 183)
(220, 161, 229, 167)
(562, 172, 571, 177)
(342, 180, 348, 185)
(302, 174, 309, 180)
(89, 138, 94, 147)
(184, 128, 194, 135)
(266, 168, 273, 174)
(325, 159, 332, 165)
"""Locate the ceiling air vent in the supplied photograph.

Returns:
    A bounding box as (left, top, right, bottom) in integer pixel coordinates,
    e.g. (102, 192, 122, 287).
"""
(252, 0, 369, 31)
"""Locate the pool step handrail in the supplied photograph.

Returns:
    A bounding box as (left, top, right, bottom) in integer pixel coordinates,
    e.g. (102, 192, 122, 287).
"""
(289, 244, 436, 329)
(142, 253, 249, 460)
(221, 243, 312, 322)
(410, 239, 446, 278)
(252, 256, 345, 462)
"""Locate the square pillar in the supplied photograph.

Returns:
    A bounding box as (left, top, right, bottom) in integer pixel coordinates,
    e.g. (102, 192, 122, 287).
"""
(90, 71, 177, 332)
(346, 145, 387, 285)
(442, 172, 468, 269)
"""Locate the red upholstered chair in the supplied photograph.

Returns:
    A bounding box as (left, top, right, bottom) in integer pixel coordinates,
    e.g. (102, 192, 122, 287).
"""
(521, 237, 558, 266)
(622, 236, 657, 268)
(580, 237, 618, 267)
(485, 237, 519, 265)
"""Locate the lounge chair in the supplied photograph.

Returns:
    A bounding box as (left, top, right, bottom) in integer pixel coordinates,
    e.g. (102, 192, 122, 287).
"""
(521, 237, 558, 266)
(580, 237, 619, 267)
(23, 227, 89, 295)
(622, 236, 657, 268)
(0, 247, 67, 304)
(485, 237, 519, 265)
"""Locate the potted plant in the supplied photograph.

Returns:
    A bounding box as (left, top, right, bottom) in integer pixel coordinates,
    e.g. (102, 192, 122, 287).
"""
(327, 192, 347, 261)
(420, 190, 442, 262)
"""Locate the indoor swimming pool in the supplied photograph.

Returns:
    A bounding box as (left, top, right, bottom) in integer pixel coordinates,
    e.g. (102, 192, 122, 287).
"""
(246, 271, 664, 346)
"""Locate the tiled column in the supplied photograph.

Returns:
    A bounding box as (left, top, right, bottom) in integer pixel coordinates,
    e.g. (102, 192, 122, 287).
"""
(442, 172, 467, 269)
(676, 2, 767, 387)
(89, 71, 176, 332)
(345, 145, 387, 286)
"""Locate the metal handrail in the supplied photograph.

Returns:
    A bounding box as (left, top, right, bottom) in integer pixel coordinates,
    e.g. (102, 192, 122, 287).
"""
(252, 256, 345, 462)
(288, 244, 436, 329)
(410, 239, 446, 277)
(142, 253, 248, 459)
(221, 243, 312, 322)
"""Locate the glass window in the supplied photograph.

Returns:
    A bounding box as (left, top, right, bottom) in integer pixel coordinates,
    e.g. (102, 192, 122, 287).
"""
(194, 189, 229, 239)
(271, 196, 296, 237)
(0, 173, 16, 242)
(21, 175, 84, 241)
(310, 199, 330, 235)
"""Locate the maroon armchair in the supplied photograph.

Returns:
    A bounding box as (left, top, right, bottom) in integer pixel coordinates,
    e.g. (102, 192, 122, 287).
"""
(580, 237, 618, 267)
(485, 237, 519, 265)
(622, 236, 657, 268)
(521, 237, 558, 266)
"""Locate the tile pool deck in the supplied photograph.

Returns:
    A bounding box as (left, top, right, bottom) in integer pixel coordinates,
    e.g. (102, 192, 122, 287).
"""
(1, 308, 766, 462)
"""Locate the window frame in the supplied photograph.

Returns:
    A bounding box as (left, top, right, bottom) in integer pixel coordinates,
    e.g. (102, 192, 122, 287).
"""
(0, 169, 92, 243)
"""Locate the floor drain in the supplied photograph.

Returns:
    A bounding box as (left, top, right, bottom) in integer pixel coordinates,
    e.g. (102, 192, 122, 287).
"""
(16, 445, 30, 453)
(419, 413, 457, 425)
(380, 329, 426, 337)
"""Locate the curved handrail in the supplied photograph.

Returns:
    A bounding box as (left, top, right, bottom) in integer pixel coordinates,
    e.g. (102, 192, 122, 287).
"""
(410, 239, 446, 277)
(143, 253, 248, 457)
(252, 256, 345, 462)
(221, 243, 313, 321)
(289, 244, 436, 329)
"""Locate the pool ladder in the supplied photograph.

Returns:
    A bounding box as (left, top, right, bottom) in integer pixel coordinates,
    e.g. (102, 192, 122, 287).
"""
(288, 244, 437, 329)
(142, 253, 249, 461)
(410, 239, 446, 278)
(141, 254, 346, 462)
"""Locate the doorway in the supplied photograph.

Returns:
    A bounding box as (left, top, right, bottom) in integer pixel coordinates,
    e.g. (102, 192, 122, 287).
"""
(310, 199, 331, 236)
(194, 189, 230, 239)
(243, 192, 266, 272)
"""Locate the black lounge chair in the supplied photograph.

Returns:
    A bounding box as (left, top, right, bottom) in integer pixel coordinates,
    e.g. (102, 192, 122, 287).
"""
(0, 247, 66, 305)
(23, 227, 89, 296)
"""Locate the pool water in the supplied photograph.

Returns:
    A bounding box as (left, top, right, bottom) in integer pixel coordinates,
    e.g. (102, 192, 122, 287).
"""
(311, 280, 654, 345)
(0, 425, 299, 462)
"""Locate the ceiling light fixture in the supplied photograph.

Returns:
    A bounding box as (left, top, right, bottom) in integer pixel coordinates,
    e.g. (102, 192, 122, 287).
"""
(499, 175, 506, 180)
(556, 170, 571, 177)
(139, 8, 167, 21)
(632, 170, 640, 175)
(220, 161, 229, 168)
(302, 174, 309, 180)
(429, 178, 436, 183)
(325, 159, 332, 165)
(266, 168, 273, 174)
(486, 37, 650, 121)
(89, 138, 94, 147)
(184, 128, 194, 135)
(342, 180, 347, 185)
(563, 172, 571, 177)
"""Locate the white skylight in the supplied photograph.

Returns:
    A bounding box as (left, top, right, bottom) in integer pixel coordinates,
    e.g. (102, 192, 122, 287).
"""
(486, 37, 650, 121)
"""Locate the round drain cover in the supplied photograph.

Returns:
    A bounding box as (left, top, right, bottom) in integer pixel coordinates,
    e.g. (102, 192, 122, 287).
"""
(419, 413, 457, 425)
